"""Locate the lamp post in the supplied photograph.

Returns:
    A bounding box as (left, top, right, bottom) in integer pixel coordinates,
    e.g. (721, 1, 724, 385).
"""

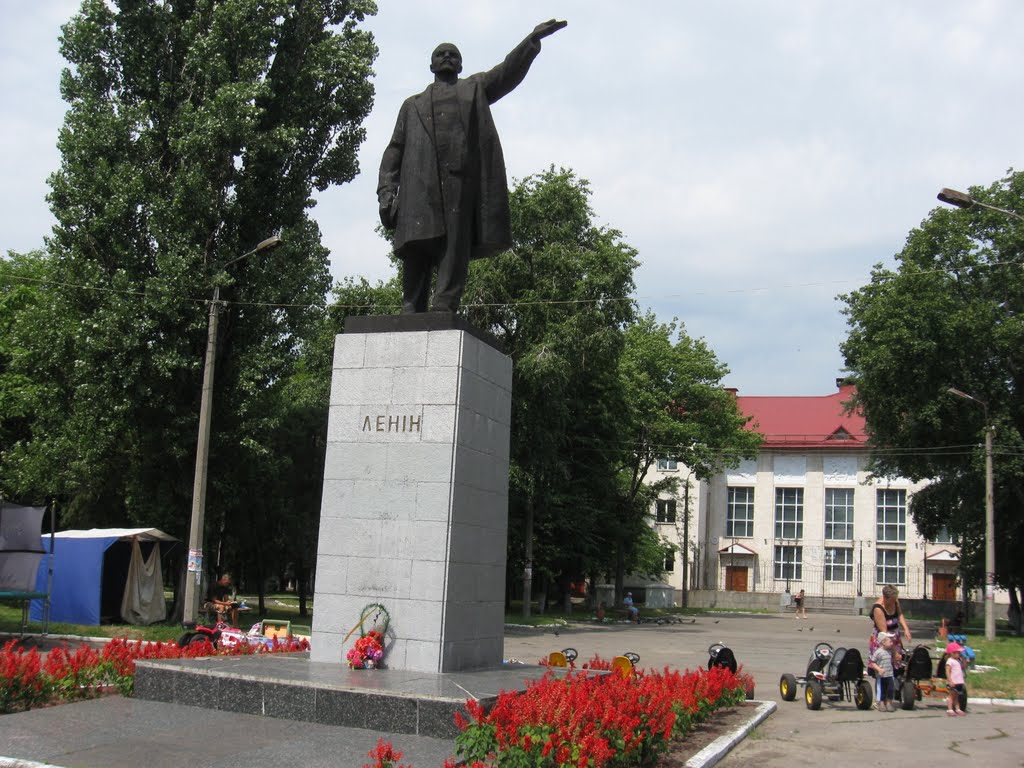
(938, 187, 1024, 222)
(947, 387, 996, 641)
(183, 235, 282, 626)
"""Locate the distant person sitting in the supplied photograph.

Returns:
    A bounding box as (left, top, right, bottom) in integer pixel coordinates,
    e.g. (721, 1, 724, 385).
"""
(211, 572, 240, 627)
(623, 592, 639, 623)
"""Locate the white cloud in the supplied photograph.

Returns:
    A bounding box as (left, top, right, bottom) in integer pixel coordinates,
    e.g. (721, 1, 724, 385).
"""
(4, 0, 1023, 395)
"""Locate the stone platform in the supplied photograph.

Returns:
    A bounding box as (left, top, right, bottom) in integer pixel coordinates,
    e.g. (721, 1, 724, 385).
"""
(133, 652, 554, 739)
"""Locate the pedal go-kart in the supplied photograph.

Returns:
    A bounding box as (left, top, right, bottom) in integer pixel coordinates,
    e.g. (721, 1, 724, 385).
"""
(898, 645, 968, 711)
(708, 642, 755, 699)
(780, 641, 873, 710)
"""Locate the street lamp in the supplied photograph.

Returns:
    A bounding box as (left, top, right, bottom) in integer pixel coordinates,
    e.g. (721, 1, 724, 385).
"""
(938, 187, 1024, 222)
(946, 386, 996, 641)
(183, 234, 282, 626)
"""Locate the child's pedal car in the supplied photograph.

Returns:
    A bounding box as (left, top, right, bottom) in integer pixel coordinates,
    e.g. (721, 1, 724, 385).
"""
(899, 644, 968, 711)
(708, 642, 754, 699)
(707, 642, 738, 673)
(779, 641, 874, 711)
(546, 647, 578, 667)
(611, 652, 640, 678)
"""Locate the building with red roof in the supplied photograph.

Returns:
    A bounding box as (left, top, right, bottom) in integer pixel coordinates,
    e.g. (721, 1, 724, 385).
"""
(648, 380, 959, 606)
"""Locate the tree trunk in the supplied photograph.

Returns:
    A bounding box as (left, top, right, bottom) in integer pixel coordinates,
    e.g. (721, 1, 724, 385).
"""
(614, 537, 625, 607)
(1008, 583, 1022, 635)
(255, 542, 266, 617)
(522, 500, 534, 618)
(296, 556, 309, 618)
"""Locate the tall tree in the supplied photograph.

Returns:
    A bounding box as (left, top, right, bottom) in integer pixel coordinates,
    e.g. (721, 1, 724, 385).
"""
(610, 313, 762, 602)
(841, 169, 1024, 627)
(4, 1, 377, 544)
(465, 167, 638, 616)
(0, 252, 69, 503)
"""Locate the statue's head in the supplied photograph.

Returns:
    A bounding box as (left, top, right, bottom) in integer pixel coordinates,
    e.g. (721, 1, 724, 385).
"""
(430, 43, 463, 77)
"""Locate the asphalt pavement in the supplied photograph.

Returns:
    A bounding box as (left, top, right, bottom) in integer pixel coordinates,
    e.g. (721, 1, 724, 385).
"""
(1, 610, 1022, 767)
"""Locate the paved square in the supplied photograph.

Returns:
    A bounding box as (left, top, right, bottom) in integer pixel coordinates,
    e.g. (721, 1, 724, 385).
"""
(503, 610, 1024, 767)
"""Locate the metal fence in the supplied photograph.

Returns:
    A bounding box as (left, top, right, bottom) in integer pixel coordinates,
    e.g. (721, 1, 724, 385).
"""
(713, 561, 944, 600)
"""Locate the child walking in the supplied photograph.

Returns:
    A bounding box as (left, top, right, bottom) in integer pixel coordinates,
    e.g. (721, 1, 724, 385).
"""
(869, 632, 897, 711)
(945, 641, 967, 716)
(794, 588, 807, 619)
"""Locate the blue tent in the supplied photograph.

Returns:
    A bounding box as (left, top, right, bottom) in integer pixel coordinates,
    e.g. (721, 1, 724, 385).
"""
(29, 528, 177, 626)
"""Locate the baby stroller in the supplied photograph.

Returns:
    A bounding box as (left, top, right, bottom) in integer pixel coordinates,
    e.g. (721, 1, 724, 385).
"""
(780, 641, 874, 710)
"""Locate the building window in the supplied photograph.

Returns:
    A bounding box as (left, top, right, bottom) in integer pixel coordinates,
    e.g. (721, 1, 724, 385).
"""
(657, 457, 678, 471)
(655, 499, 676, 524)
(664, 551, 675, 572)
(931, 526, 955, 544)
(825, 547, 854, 582)
(727, 487, 754, 537)
(876, 489, 906, 543)
(774, 488, 804, 539)
(774, 545, 802, 580)
(876, 548, 906, 585)
(825, 488, 854, 540)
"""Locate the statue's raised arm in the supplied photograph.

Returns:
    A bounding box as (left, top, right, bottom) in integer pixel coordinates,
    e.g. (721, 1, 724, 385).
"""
(530, 19, 568, 42)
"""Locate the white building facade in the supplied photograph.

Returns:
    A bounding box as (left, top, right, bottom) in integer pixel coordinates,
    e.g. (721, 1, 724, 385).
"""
(649, 383, 962, 603)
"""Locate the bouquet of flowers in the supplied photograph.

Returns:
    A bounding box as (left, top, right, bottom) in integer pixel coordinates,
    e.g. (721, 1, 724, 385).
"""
(346, 630, 385, 669)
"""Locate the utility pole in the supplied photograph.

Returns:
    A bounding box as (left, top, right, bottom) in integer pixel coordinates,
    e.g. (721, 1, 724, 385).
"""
(682, 479, 690, 608)
(182, 235, 282, 626)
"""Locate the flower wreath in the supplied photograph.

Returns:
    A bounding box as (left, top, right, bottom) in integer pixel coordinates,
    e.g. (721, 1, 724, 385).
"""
(344, 603, 390, 669)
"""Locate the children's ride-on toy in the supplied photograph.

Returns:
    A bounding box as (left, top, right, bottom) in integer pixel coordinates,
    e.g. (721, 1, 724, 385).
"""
(708, 642, 755, 699)
(546, 647, 579, 667)
(707, 642, 738, 673)
(899, 645, 968, 711)
(611, 651, 640, 678)
(780, 641, 873, 710)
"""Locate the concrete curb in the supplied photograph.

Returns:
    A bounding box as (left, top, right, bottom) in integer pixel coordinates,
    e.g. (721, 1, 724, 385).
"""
(0, 759, 62, 768)
(970, 696, 1024, 707)
(686, 700, 777, 768)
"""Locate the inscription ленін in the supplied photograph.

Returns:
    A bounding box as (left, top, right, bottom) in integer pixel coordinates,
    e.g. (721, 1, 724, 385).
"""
(362, 414, 422, 433)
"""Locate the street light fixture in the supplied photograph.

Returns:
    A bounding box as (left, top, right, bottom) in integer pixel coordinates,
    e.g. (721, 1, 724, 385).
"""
(938, 187, 1024, 222)
(946, 386, 996, 641)
(182, 234, 283, 626)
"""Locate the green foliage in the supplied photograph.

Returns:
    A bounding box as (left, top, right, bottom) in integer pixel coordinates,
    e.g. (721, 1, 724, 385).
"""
(608, 313, 762, 593)
(465, 167, 639, 597)
(0, 0, 377, 570)
(460, 167, 760, 601)
(841, 168, 1024, 593)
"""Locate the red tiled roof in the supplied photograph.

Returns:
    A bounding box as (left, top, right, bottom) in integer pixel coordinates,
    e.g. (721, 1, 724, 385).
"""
(737, 384, 867, 449)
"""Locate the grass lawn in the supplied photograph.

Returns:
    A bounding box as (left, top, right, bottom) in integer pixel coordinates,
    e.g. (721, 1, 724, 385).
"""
(966, 635, 1024, 699)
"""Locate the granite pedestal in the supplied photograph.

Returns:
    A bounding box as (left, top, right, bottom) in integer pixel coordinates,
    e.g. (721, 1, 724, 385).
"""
(310, 318, 512, 673)
(133, 653, 554, 739)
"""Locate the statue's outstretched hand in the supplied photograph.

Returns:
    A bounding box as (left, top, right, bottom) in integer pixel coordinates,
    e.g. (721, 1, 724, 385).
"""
(531, 19, 567, 41)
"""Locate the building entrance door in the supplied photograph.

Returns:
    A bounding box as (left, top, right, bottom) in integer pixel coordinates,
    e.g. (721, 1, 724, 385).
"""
(932, 573, 956, 601)
(725, 566, 748, 592)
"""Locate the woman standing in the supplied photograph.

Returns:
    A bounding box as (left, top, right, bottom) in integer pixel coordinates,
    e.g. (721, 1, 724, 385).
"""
(869, 584, 913, 669)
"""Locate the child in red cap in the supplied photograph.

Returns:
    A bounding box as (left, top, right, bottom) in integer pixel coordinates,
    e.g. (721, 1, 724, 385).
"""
(945, 642, 967, 715)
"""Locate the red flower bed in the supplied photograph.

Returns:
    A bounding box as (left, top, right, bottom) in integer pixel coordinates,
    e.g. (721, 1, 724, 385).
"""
(364, 661, 751, 768)
(0, 634, 309, 713)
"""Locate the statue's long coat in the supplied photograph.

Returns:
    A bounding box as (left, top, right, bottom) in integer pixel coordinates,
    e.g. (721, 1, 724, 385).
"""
(378, 37, 542, 260)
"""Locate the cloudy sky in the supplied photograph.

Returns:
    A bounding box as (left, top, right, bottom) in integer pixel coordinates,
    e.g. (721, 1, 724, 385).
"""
(3, 2, 1022, 395)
